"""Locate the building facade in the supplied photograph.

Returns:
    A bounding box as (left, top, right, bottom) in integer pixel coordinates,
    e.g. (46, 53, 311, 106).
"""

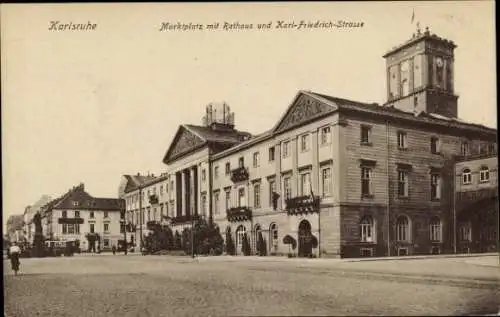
(6, 214, 25, 243)
(23, 195, 52, 244)
(40, 183, 125, 252)
(122, 28, 498, 258)
(454, 155, 498, 253)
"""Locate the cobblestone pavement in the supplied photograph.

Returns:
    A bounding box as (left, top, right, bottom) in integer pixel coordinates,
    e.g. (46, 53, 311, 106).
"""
(4, 255, 499, 316)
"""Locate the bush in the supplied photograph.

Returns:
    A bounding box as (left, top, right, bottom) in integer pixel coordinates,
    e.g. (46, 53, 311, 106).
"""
(225, 228, 236, 256)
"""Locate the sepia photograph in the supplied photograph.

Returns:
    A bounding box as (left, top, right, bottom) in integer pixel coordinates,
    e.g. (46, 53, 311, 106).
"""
(2, 2, 498, 316)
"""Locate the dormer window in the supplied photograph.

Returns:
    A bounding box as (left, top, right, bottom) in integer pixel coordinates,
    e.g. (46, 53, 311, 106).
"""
(72, 201, 79, 207)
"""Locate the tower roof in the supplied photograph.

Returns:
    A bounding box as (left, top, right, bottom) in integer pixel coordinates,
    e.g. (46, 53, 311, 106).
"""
(383, 27, 457, 58)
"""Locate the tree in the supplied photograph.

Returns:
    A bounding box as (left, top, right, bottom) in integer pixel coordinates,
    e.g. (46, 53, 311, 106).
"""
(242, 233, 251, 256)
(256, 231, 267, 256)
(225, 228, 235, 255)
(192, 218, 224, 255)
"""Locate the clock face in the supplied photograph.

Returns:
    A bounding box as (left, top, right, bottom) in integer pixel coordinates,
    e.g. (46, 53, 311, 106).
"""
(436, 57, 444, 68)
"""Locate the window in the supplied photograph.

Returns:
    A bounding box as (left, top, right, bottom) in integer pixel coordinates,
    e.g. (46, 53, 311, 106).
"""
(360, 216, 374, 242)
(62, 211, 67, 218)
(396, 216, 410, 241)
(160, 186, 164, 196)
(479, 166, 490, 182)
(321, 167, 332, 198)
(459, 222, 471, 241)
(238, 188, 246, 207)
(225, 190, 231, 211)
(214, 192, 220, 215)
(461, 141, 469, 156)
(270, 223, 278, 253)
(300, 134, 309, 152)
(253, 152, 260, 167)
(361, 167, 372, 196)
(283, 176, 292, 200)
(104, 211, 109, 218)
(299, 172, 311, 196)
(153, 207, 157, 221)
(430, 137, 440, 154)
(103, 239, 110, 248)
(401, 78, 410, 96)
(462, 168, 472, 184)
(202, 169, 206, 182)
(398, 170, 409, 197)
(153, 187, 156, 195)
(147, 208, 151, 221)
(488, 143, 496, 155)
(201, 195, 207, 217)
(65, 224, 79, 234)
(104, 223, 109, 233)
(160, 205, 164, 219)
(254, 184, 261, 208)
(269, 180, 276, 207)
(236, 226, 246, 247)
(214, 166, 219, 179)
(431, 174, 441, 200)
(74, 211, 80, 218)
(320, 126, 331, 145)
(89, 211, 95, 219)
(170, 181, 174, 191)
(89, 223, 95, 234)
(225, 162, 231, 175)
(238, 157, 244, 168)
(397, 131, 407, 149)
(269, 147, 275, 161)
(429, 218, 441, 242)
(282, 141, 290, 158)
(360, 126, 372, 144)
(72, 201, 79, 207)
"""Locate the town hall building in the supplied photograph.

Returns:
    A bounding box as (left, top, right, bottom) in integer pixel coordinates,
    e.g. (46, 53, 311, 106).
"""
(120, 27, 497, 258)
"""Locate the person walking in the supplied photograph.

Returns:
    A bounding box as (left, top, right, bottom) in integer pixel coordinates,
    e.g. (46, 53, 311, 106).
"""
(9, 242, 21, 275)
(112, 245, 116, 255)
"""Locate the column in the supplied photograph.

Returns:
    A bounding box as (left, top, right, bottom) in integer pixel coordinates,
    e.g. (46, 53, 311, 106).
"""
(197, 163, 202, 217)
(181, 170, 186, 217)
(311, 130, 319, 194)
(190, 167, 195, 216)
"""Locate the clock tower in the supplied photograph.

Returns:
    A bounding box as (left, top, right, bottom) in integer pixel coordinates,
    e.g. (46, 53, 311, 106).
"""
(383, 27, 458, 118)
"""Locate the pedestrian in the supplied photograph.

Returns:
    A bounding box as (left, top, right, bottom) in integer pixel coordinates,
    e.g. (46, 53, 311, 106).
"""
(112, 245, 116, 255)
(9, 242, 21, 276)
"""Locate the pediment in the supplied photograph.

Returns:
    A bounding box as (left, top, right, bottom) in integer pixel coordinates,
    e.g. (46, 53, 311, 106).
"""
(273, 92, 336, 134)
(163, 126, 206, 164)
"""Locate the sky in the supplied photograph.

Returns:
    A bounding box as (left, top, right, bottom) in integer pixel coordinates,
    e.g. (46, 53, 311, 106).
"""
(1, 2, 496, 229)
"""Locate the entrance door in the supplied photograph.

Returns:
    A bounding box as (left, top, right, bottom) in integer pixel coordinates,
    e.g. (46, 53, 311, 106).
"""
(298, 220, 312, 257)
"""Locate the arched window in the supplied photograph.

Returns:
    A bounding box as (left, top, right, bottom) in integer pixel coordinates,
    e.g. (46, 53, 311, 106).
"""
(396, 216, 410, 242)
(429, 217, 441, 242)
(269, 223, 278, 253)
(479, 166, 490, 183)
(401, 79, 410, 96)
(462, 168, 472, 185)
(236, 225, 246, 247)
(254, 224, 261, 251)
(360, 216, 375, 242)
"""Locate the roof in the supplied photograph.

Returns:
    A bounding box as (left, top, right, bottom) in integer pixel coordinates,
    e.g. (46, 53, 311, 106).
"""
(123, 174, 156, 193)
(382, 29, 457, 58)
(185, 124, 251, 145)
(163, 124, 252, 164)
(309, 92, 496, 134)
(42, 183, 124, 213)
(210, 90, 496, 160)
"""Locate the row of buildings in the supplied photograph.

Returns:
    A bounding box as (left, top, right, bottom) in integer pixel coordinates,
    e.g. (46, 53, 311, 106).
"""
(117, 27, 498, 257)
(17, 184, 125, 252)
(10, 27, 498, 257)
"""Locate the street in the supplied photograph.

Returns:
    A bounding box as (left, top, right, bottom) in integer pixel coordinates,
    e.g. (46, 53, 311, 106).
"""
(4, 254, 500, 316)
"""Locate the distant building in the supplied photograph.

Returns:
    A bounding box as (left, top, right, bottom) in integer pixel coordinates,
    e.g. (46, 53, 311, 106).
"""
(6, 214, 25, 243)
(454, 154, 498, 253)
(23, 195, 52, 244)
(40, 183, 125, 252)
(122, 27, 497, 258)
